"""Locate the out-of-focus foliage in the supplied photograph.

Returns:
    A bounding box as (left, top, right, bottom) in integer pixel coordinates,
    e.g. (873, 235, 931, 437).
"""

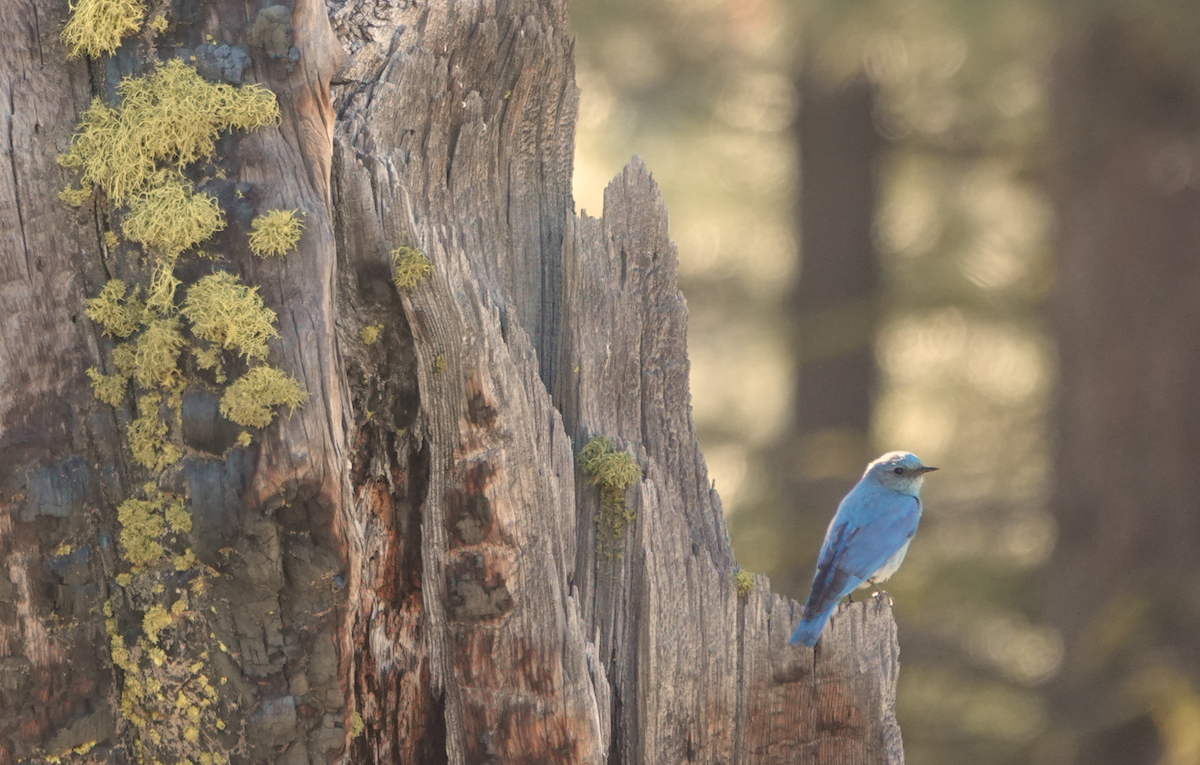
(572, 1, 1057, 764)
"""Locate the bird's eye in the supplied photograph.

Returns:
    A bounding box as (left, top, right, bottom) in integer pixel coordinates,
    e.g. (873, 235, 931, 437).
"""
(893, 467, 904, 475)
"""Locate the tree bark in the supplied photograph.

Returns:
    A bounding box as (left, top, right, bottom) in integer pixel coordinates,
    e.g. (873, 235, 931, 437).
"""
(0, 1, 904, 763)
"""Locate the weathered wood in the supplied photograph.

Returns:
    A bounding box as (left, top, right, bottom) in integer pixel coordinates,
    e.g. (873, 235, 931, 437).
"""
(0, 0, 905, 763)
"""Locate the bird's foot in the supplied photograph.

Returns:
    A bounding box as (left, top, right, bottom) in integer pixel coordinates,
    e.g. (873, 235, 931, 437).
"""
(870, 589, 894, 606)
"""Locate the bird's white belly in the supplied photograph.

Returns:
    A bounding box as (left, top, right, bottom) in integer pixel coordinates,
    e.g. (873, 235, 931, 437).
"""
(861, 539, 913, 587)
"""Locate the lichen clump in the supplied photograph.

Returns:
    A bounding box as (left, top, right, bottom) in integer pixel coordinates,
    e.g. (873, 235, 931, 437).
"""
(58, 58, 278, 253)
(391, 246, 433, 288)
(122, 170, 225, 256)
(60, 0, 146, 59)
(182, 271, 278, 360)
(248, 209, 304, 257)
(735, 568, 755, 597)
(359, 324, 382, 345)
(579, 436, 641, 551)
(220, 366, 307, 428)
(84, 279, 143, 337)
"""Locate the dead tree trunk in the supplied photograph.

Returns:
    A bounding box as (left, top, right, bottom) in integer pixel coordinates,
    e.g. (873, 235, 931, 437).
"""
(0, 0, 903, 763)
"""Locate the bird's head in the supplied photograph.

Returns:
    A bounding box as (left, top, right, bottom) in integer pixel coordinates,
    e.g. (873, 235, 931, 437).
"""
(867, 451, 938, 496)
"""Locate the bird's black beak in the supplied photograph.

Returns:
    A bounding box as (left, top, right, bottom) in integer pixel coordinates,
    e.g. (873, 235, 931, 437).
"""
(918, 466, 939, 474)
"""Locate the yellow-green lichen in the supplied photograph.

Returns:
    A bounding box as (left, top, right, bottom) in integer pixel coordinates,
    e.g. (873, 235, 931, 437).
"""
(248, 209, 304, 257)
(59, 185, 92, 207)
(236, 431, 252, 447)
(219, 366, 306, 428)
(359, 324, 382, 345)
(132, 317, 184, 389)
(192, 344, 226, 383)
(391, 246, 433, 289)
(434, 354, 447, 374)
(145, 255, 183, 316)
(350, 711, 365, 739)
(165, 497, 191, 533)
(85, 279, 143, 337)
(735, 567, 754, 597)
(142, 604, 173, 644)
(104, 230, 120, 247)
(579, 436, 641, 549)
(122, 171, 225, 256)
(117, 495, 166, 567)
(60, 0, 146, 59)
(58, 59, 279, 204)
(182, 271, 278, 360)
(87, 366, 128, 407)
(129, 393, 181, 470)
(172, 550, 197, 571)
(116, 572, 133, 587)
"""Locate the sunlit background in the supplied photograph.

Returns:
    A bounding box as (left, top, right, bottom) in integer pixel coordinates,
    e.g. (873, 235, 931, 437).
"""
(571, 1, 1200, 764)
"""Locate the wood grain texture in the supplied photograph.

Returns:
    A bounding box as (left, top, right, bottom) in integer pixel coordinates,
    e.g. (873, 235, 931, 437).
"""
(0, 0, 905, 762)
(331, 1, 906, 763)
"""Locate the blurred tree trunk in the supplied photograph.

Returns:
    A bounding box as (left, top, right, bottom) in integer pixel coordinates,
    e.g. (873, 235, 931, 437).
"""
(0, 1, 904, 763)
(768, 47, 882, 597)
(1045, 13, 1200, 765)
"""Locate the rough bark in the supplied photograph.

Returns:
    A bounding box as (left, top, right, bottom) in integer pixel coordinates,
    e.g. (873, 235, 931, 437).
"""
(0, 1, 904, 763)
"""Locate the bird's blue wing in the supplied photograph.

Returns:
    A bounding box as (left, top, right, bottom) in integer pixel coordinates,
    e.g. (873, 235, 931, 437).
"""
(802, 493, 921, 619)
(835, 494, 921, 581)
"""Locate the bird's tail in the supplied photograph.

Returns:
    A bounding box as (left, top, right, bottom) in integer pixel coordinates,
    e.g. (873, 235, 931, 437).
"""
(788, 605, 836, 647)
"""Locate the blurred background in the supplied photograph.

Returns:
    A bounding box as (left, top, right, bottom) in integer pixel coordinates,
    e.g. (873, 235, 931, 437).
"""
(570, 1, 1200, 764)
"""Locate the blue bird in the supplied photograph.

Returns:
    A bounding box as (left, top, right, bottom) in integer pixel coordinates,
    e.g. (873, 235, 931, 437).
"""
(789, 451, 937, 647)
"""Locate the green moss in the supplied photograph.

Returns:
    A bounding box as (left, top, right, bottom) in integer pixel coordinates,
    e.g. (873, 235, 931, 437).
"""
(122, 171, 225, 256)
(579, 437, 641, 550)
(87, 366, 128, 407)
(182, 271, 278, 360)
(132, 317, 184, 389)
(248, 209, 304, 257)
(117, 496, 166, 567)
(359, 324, 382, 345)
(219, 366, 306, 428)
(85, 279, 143, 337)
(59, 59, 279, 204)
(735, 568, 755, 597)
(391, 246, 433, 289)
(129, 392, 181, 470)
(60, 0, 146, 59)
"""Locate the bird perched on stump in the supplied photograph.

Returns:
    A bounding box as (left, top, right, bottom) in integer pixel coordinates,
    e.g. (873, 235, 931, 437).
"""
(789, 451, 937, 647)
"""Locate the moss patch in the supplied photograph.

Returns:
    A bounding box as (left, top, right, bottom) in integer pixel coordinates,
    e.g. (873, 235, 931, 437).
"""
(391, 246, 433, 289)
(248, 208, 303, 257)
(358, 324, 382, 345)
(579, 436, 641, 552)
(735, 568, 754, 597)
(219, 366, 306, 428)
(182, 271, 278, 360)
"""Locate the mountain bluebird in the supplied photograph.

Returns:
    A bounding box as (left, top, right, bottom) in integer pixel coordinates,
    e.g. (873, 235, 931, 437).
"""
(789, 451, 937, 647)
